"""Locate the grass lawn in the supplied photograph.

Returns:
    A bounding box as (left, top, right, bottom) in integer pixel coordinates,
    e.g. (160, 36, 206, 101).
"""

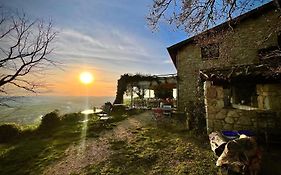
(1, 110, 218, 175)
(0, 111, 126, 175)
(85, 125, 218, 175)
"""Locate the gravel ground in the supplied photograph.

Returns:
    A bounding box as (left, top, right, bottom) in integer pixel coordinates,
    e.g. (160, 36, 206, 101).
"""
(43, 111, 155, 175)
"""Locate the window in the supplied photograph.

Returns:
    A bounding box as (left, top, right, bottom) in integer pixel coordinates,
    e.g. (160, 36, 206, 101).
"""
(231, 83, 258, 107)
(201, 43, 219, 60)
(223, 83, 258, 109)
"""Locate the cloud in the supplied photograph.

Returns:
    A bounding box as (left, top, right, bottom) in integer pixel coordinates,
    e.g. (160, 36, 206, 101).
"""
(54, 28, 145, 61)
(0, 0, 179, 96)
(163, 59, 173, 64)
(52, 27, 173, 74)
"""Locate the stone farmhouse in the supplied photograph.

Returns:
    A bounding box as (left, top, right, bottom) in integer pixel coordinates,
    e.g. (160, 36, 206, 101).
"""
(167, 1, 281, 134)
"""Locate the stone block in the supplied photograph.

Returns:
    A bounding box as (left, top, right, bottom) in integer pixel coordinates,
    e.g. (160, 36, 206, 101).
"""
(216, 87, 224, 99)
(266, 96, 281, 110)
(237, 110, 257, 119)
(206, 86, 217, 99)
(207, 106, 220, 114)
(227, 110, 240, 118)
(215, 110, 228, 119)
(205, 100, 221, 113)
(257, 96, 265, 109)
(213, 120, 223, 130)
(206, 113, 215, 119)
(237, 116, 252, 126)
(256, 84, 281, 94)
(206, 98, 217, 106)
(216, 100, 225, 109)
(266, 84, 281, 93)
(258, 95, 281, 110)
(261, 91, 280, 96)
(225, 116, 234, 124)
(233, 124, 243, 130)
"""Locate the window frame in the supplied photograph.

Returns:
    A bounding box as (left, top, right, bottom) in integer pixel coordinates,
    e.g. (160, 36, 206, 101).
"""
(201, 43, 220, 60)
(229, 83, 258, 109)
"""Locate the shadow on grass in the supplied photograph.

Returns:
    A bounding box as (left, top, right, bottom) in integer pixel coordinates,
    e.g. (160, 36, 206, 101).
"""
(86, 126, 218, 175)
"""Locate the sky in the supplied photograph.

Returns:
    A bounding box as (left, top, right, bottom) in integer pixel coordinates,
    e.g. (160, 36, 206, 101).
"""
(1, 0, 187, 96)
(0, 0, 269, 96)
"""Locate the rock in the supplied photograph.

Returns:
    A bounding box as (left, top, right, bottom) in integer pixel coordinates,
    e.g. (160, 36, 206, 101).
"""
(206, 87, 217, 99)
(225, 117, 234, 124)
(227, 110, 240, 118)
(233, 124, 241, 130)
(259, 84, 281, 93)
(206, 113, 215, 119)
(206, 105, 220, 114)
(213, 120, 223, 130)
(257, 96, 265, 109)
(216, 110, 227, 119)
(237, 117, 252, 126)
(217, 87, 224, 99)
(216, 100, 224, 109)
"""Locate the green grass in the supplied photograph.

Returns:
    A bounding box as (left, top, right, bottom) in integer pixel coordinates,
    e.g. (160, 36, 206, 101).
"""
(85, 127, 218, 175)
(0, 110, 219, 175)
(0, 112, 128, 175)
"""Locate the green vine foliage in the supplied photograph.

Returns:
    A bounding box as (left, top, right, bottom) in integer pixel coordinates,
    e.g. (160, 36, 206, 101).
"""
(114, 74, 175, 104)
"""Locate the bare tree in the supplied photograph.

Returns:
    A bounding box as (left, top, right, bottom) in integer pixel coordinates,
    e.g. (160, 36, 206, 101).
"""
(0, 9, 57, 96)
(147, 0, 280, 34)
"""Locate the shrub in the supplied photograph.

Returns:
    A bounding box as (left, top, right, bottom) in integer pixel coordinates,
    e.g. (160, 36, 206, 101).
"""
(186, 101, 206, 134)
(111, 104, 126, 115)
(0, 123, 21, 143)
(126, 108, 142, 116)
(20, 124, 37, 137)
(61, 112, 84, 122)
(39, 110, 61, 130)
(110, 114, 127, 123)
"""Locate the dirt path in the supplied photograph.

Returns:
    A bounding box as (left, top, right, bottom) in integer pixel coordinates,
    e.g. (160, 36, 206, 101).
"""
(43, 111, 154, 175)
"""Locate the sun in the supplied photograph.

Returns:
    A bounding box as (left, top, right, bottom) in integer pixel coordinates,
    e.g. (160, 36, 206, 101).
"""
(80, 72, 94, 84)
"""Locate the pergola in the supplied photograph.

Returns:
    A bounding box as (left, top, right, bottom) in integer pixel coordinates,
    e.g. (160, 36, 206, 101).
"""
(113, 74, 177, 105)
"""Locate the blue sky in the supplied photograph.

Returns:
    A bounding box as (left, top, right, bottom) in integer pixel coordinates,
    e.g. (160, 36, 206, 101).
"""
(1, 0, 187, 96)
(0, 0, 270, 96)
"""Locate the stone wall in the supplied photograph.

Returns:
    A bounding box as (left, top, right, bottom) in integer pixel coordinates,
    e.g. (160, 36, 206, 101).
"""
(176, 8, 281, 111)
(204, 81, 281, 133)
(257, 84, 281, 110)
(177, 44, 201, 111)
(172, 6, 281, 133)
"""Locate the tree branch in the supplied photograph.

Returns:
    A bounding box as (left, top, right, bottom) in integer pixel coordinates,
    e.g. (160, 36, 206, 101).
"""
(0, 9, 57, 97)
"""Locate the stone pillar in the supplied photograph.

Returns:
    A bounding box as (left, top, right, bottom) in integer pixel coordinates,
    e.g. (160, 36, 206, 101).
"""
(204, 81, 225, 133)
(257, 84, 281, 110)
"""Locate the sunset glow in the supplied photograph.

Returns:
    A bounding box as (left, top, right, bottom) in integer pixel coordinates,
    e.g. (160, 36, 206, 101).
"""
(79, 72, 94, 85)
